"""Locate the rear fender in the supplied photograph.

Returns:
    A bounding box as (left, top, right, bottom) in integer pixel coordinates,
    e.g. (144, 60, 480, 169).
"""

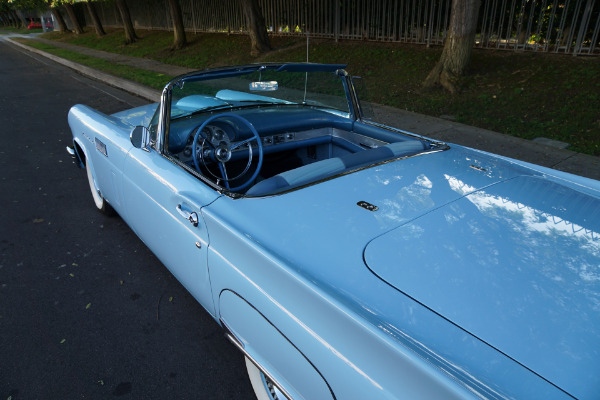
(219, 290, 335, 400)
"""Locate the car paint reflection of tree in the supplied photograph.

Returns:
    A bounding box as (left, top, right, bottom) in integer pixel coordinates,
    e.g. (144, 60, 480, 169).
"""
(366, 172, 600, 398)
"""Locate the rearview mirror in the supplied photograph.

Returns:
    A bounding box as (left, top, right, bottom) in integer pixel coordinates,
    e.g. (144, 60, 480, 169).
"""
(250, 81, 278, 91)
(130, 126, 150, 150)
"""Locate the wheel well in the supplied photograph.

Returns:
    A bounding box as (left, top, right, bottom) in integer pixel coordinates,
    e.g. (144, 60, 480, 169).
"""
(219, 290, 335, 400)
(74, 140, 87, 167)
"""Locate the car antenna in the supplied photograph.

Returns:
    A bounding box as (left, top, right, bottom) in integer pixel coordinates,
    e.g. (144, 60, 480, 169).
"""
(303, 30, 309, 104)
(306, 29, 310, 63)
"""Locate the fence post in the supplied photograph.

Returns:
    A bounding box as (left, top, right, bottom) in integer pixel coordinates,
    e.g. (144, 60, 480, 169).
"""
(574, 0, 594, 56)
(335, 0, 339, 42)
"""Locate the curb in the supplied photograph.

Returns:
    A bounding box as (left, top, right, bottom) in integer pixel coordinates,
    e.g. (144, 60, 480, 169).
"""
(8, 37, 162, 102)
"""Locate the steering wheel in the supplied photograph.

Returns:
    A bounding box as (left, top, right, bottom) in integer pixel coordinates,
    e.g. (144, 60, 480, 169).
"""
(192, 113, 263, 192)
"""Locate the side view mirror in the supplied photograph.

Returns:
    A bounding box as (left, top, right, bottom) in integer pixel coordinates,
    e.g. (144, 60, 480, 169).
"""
(130, 126, 150, 150)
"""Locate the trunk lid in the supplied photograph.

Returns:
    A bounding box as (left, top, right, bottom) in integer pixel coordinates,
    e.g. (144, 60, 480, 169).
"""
(364, 174, 600, 399)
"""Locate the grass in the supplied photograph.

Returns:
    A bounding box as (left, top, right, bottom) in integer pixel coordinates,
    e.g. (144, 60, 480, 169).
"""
(25, 28, 600, 155)
(0, 26, 43, 34)
(15, 38, 173, 90)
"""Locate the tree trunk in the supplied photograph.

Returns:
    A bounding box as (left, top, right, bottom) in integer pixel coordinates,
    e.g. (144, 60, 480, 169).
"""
(50, 7, 70, 33)
(115, 0, 137, 44)
(423, 0, 481, 94)
(167, 0, 186, 50)
(15, 10, 28, 28)
(64, 3, 84, 35)
(86, 0, 105, 37)
(8, 10, 20, 27)
(241, 0, 271, 57)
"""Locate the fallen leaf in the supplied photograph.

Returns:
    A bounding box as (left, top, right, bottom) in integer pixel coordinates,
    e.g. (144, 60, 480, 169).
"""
(169, 297, 173, 302)
(85, 303, 91, 309)
(60, 338, 66, 344)
(72, 263, 79, 267)
(33, 218, 44, 224)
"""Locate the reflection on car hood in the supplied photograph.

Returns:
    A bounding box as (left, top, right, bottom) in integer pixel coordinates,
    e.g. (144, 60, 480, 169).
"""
(364, 174, 600, 400)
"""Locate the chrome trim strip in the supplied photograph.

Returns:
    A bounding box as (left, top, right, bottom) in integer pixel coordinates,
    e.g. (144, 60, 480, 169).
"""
(331, 128, 388, 149)
(220, 318, 295, 400)
(360, 119, 449, 148)
(156, 84, 172, 154)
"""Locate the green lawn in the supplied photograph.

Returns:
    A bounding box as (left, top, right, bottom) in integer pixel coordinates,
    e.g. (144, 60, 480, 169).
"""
(0, 26, 44, 34)
(16, 38, 173, 90)
(31, 28, 600, 155)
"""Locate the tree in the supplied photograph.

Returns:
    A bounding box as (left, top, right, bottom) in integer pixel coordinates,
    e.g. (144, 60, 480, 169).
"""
(85, 0, 105, 37)
(115, 0, 137, 44)
(241, 0, 271, 56)
(1, 0, 26, 27)
(167, 0, 186, 49)
(11, 9, 25, 27)
(423, 0, 481, 93)
(62, 1, 83, 34)
(2, 0, 47, 27)
(49, 4, 69, 32)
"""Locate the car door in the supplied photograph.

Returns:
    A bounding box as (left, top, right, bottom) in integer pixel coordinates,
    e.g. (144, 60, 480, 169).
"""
(120, 146, 221, 316)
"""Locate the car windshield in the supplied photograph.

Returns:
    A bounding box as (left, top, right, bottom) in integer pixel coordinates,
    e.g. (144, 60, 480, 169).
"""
(148, 64, 351, 139)
(170, 65, 350, 119)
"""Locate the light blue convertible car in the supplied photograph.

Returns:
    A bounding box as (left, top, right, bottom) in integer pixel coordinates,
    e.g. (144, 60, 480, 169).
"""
(67, 63, 600, 399)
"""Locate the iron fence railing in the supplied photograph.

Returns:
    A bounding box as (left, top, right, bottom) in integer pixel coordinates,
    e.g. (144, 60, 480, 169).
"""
(65, 0, 599, 56)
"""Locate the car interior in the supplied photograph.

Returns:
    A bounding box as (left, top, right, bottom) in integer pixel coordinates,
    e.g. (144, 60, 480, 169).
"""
(166, 105, 431, 196)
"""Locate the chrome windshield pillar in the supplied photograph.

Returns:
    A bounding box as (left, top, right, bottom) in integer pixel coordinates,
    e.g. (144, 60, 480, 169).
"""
(155, 83, 173, 154)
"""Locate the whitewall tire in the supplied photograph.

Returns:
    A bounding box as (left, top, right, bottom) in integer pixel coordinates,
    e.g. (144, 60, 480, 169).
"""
(85, 158, 114, 215)
(245, 357, 288, 400)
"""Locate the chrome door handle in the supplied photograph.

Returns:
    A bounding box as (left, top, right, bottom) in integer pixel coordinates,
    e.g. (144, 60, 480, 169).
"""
(176, 204, 199, 227)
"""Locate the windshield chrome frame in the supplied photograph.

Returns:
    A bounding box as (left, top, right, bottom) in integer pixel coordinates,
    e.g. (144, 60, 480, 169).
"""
(155, 83, 172, 154)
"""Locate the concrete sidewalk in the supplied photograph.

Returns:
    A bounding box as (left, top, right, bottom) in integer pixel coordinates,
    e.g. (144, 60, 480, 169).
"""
(6, 34, 599, 180)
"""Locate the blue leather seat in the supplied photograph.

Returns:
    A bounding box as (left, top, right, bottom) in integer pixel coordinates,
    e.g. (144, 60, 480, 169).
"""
(247, 140, 427, 195)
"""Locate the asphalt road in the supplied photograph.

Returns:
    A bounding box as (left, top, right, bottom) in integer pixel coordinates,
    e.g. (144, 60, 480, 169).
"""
(0, 39, 255, 400)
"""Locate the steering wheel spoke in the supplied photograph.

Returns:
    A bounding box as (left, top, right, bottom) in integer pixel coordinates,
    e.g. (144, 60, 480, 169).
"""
(230, 137, 256, 151)
(192, 113, 263, 192)
(218, 162, 230, 189)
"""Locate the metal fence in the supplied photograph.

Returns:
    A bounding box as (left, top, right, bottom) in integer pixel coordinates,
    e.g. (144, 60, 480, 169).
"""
(73, 0, 599, 56)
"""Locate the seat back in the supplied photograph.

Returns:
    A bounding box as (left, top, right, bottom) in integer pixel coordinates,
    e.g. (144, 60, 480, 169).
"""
(246, 139, 427, 196)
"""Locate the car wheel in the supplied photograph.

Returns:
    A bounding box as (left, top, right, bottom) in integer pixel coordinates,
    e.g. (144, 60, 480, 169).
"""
(85, 158, 114, 215)
(245, 357, 288, 400)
